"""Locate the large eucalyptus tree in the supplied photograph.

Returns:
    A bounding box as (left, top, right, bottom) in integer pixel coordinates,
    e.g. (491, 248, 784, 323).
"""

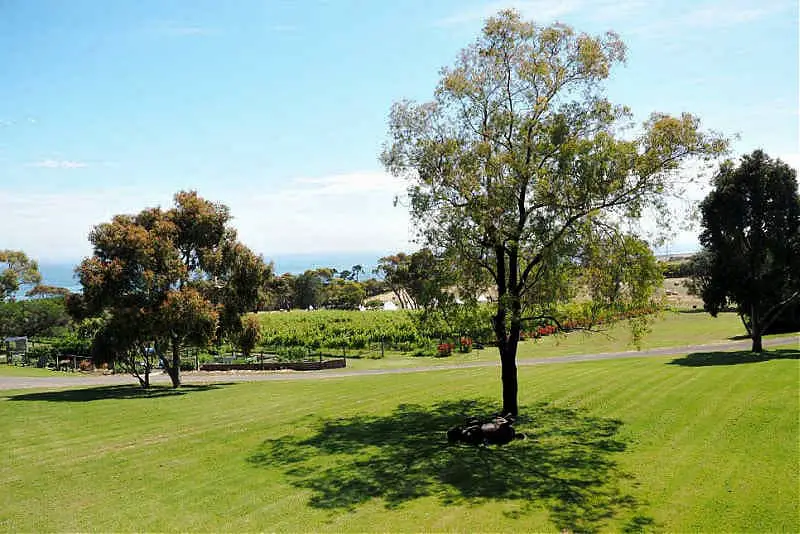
(382, 10, 726, 415)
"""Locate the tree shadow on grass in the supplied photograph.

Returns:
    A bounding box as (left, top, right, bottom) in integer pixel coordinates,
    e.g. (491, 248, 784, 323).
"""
(6, 383, 235, 402)
(669, 348, 799, 367)
(248, 399, 652, 533)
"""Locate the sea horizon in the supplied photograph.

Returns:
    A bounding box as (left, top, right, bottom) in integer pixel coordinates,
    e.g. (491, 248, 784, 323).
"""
(29, 251, 393, 294)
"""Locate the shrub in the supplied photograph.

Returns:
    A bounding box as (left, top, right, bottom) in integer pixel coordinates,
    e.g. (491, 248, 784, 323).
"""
(437, 343, 453, 357)
(275, 346, 309, 362)
(364, 299, 383, 310)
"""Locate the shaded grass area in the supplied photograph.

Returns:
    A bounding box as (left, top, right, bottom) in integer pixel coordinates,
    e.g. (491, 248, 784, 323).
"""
(248, 399, 647, 533)
(1, 347, 797, 532)
(8, 383, 233, 402)
(670, 348, 799, 367)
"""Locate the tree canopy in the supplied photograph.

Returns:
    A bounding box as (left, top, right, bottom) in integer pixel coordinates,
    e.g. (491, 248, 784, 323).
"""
(0, 250, 42, 302)
(382, 10, 726, 415)
(696, 150, 800, 352)
(71, 191, 270, 387)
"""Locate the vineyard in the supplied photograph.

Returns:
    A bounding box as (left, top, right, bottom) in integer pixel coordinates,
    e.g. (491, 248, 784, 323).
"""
(255, 302, 662, 357)
(257, 310, 453, 353)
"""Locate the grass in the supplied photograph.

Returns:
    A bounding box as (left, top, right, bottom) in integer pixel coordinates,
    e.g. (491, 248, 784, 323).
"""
(0, 311, 794, 377)
(340, 310, 792, 371)
(1, 345, 797, 532)
(0, 364, 77, 377)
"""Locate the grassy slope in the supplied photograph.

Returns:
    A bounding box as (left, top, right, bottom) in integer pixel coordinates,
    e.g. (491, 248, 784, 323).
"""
(1, 346, 797, 532)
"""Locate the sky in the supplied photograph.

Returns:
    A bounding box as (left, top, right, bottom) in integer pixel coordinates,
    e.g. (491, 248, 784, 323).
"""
(1, 0, 797, 263)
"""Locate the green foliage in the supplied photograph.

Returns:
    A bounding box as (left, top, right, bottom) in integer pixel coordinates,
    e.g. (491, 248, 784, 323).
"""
(274, 345, 310, 362)
(294, 271, 323, 310)
(381, 9, 725, 413)
(364, 299, 383, 310)
(72, 190, 270, 387)
(324, 279, 366, 310)
(697, 150, 800, 350)
(362, 278, 387, 298)
(376, 248, 455, 310)
(661, 260, 694, 278)
(233, 313, 262, 358)
(0, 297, 71, 338)
(257, 308, 500, 353)
(0, 250, 41, 301)
(267, 272, 296, 310)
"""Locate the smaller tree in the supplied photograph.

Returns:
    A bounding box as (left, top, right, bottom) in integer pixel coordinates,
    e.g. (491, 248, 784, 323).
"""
(0, 250, 42, 301)
(233, 313, 262, 360)
(375, 253, 413, 308)
(697, 150, 800, 352)
(0, 297, 70, 339)
(294, 271, 323, 309)
(26, 285, 71, 298)
(351, 264, 363, 282)
(73, 191, 269, 387)
(324, 279, 366, 309)
(268, 273, 296, 310)
(362, 277, 387, 298)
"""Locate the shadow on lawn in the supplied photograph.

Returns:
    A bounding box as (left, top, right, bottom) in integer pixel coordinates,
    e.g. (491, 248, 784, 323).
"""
(248, 399, 652, 533)
(7, 383, 235, 402)
(669, 348, 799, 367)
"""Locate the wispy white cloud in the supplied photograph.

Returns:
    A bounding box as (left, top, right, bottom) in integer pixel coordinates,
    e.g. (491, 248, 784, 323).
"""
(683, 1, 782, 28)
(293, 172, 401, 195)
(631, 0, 792, 37)
(439, 0, 580, 26)
(27, 159, 89, 169)
(438, 0, 646, 27)
(0, 171, 413, 261)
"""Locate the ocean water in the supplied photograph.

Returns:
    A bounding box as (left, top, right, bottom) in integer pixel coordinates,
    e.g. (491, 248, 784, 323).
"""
(29, 252, 387, 295)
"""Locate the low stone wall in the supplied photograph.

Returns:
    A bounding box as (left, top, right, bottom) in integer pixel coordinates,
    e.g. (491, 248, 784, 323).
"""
(199, 358, 346, 372)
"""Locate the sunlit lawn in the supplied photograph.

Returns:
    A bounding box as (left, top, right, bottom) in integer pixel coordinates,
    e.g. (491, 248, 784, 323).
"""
(341, 310, 792, 371)
(2, 312, 795, 377)
(0, 364, 72, 378)
(1, 343, 797, 532)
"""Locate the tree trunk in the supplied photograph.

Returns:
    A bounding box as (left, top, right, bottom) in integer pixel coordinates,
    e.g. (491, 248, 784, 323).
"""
(500, 342, 519, 417)
(750, 304, 763, 353)
(738, 312, 752, 336)
(167, 342, 182, 388)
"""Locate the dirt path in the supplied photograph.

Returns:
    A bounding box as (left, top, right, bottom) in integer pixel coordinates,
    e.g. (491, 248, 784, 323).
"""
(0, 335, 796, 391)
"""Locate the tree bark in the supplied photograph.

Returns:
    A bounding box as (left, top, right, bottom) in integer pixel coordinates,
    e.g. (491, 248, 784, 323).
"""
(492, 246, 520, 417)
(750, 304, 763, 353)
(500, 341, 519, 417)
(167, 342, 182, 387)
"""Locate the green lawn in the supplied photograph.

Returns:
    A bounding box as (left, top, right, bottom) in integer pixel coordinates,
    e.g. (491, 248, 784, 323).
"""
(1, 345, 797, 532)
(341, 311, 790, 371)
(0, 364, 75, 377)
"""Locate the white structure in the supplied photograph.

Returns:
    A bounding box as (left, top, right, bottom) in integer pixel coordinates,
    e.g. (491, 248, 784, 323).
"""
(382, 301, 399, 311)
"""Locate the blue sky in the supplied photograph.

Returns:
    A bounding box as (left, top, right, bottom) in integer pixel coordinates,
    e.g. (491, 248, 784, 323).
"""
(1, 0, 797, 262)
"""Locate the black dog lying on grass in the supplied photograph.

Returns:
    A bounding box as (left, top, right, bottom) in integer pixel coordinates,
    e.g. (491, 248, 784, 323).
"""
(447, 414, 526, 446)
